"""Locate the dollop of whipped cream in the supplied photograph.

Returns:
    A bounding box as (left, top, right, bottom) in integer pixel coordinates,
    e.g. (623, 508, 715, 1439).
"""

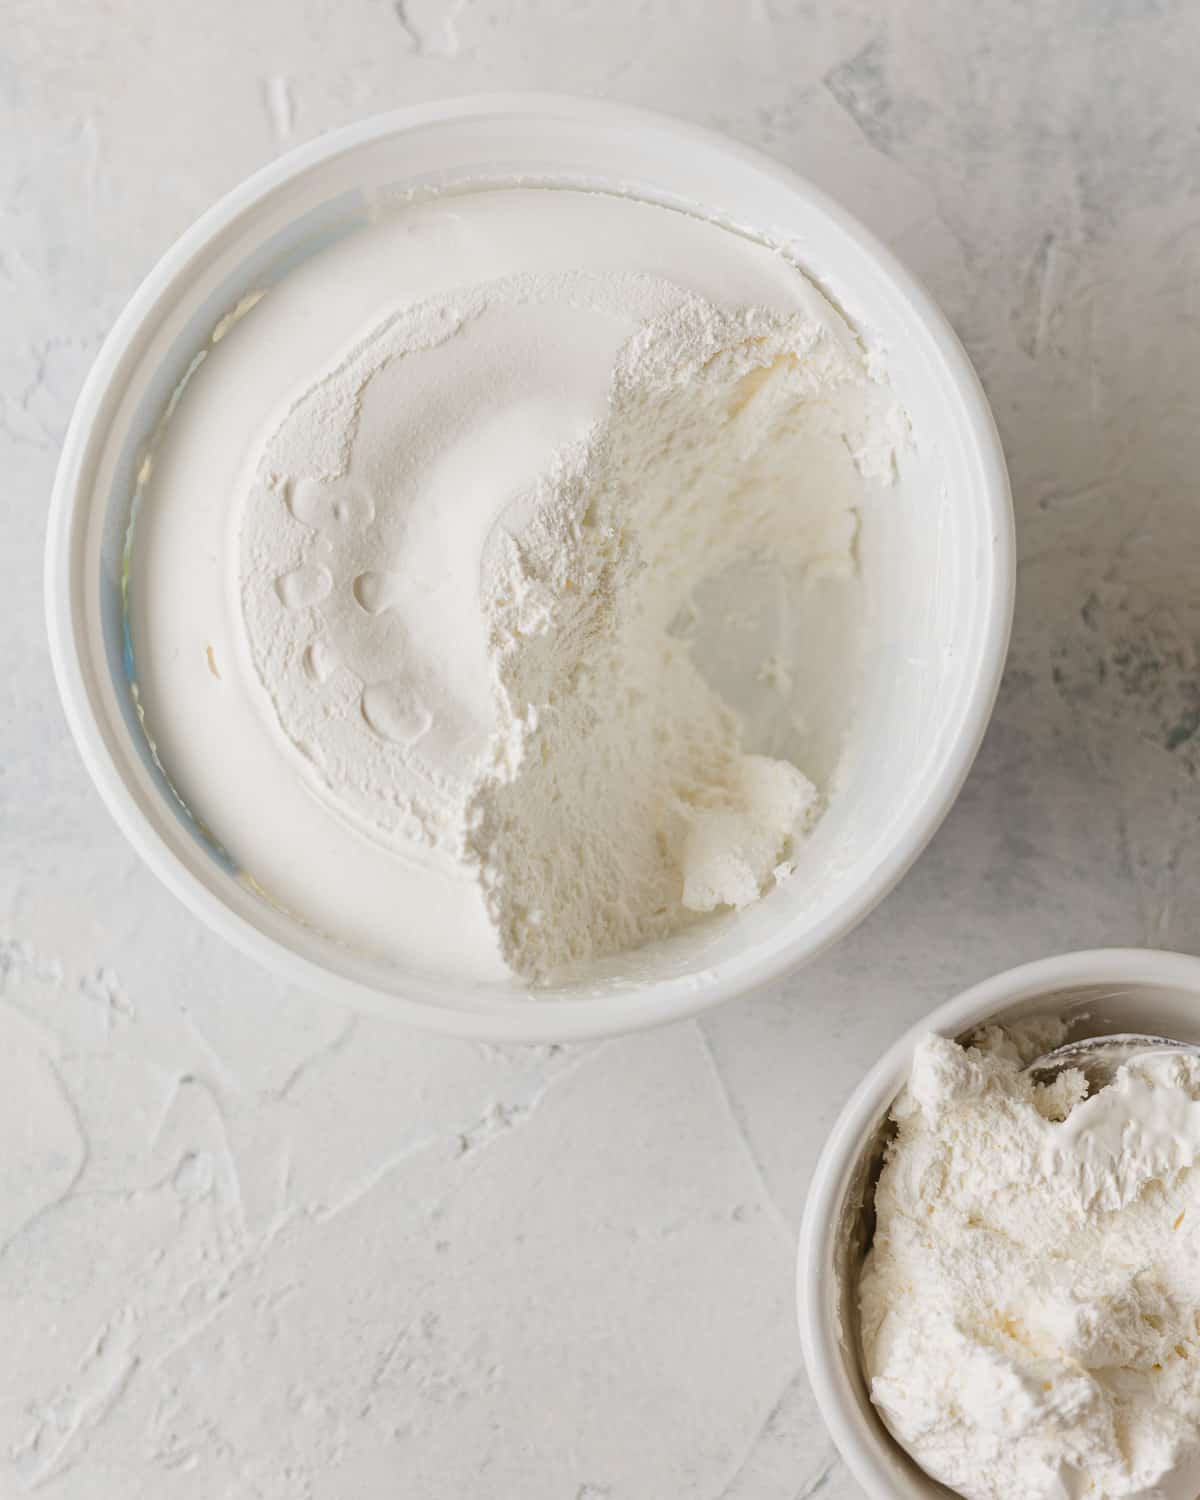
(238, 264, 898, 980)
(859, 1026, 1200, 1500)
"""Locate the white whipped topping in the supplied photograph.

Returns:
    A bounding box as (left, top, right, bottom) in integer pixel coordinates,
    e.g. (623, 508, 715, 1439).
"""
(860, 1027, 1200, 1500)
(130, 187, 902, 982)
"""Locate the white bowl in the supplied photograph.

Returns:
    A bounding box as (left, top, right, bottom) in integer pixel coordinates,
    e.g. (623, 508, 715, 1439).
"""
(797, 946, 1200, 1499)
(45, 94, 1013, 1041)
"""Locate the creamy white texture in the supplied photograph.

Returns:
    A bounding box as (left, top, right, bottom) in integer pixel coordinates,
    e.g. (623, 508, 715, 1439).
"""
(860, 1029, 1200, 1500)
(130, 188, 901, 983)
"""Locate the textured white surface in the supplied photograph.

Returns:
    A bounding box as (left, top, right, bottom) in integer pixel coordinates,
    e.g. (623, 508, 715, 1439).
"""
(6, 1, 1200, 1495)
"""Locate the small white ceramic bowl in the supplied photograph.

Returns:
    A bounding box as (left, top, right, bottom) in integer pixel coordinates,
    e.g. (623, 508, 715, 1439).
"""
(798, 947, 1200, 1499)
(45, 95, 1013, 1041)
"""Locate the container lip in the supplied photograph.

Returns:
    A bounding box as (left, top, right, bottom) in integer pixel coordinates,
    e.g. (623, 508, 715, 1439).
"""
(796, 945, 1200, 1498)
(45, 94, 1015, 1042)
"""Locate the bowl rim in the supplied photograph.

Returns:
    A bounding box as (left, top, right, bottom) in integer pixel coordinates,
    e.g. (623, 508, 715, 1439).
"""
(44, 92, 1015, 1042)
(796, 945, 1200, 1499)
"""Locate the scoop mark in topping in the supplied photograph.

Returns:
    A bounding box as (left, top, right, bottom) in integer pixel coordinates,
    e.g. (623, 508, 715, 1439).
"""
(275, 564, 333, 609)
(353, 570, 405, 615)
(303, 640, 338, 684)
(286, 477, 375, 533)
(361, 683, 432, 745)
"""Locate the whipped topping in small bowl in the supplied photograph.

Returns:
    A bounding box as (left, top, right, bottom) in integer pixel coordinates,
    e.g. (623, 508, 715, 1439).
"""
(798, 948, 1200, 1500)
(862, 1024, 1200, 1500)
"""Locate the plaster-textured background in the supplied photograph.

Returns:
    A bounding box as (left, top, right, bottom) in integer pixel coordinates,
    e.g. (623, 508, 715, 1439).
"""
(5, 1, 1200, 1494)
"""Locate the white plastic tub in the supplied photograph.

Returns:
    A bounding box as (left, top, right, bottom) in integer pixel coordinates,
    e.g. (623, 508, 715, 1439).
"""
(45, 95, 1013, 1040)
(798, 947, 1200, 1499)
